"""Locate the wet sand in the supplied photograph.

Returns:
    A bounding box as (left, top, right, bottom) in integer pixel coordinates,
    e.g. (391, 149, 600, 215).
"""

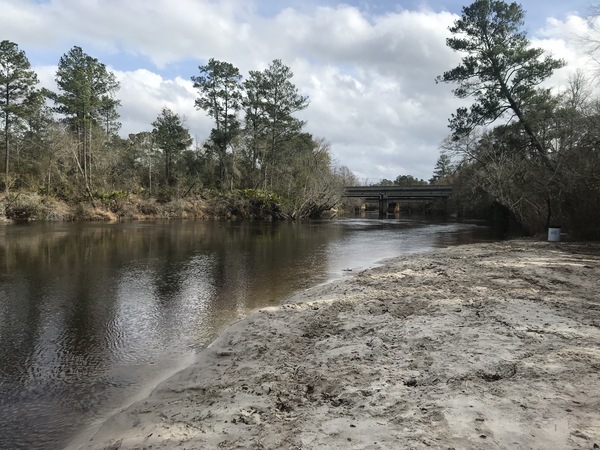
(72, 240, 600, 449)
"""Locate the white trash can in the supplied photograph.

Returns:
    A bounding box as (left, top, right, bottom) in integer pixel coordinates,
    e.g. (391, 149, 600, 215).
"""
(548, 226, 561, 242)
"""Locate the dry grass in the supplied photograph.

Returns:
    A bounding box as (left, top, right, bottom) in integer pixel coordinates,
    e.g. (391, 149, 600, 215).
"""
(2, 192, 75, 222)
(0, 191, 273, 223)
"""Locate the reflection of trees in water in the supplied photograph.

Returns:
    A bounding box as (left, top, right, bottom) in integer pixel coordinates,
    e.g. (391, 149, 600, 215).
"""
(0, 278, 42, 379)
(0, 226, 130, 449)
(152, 245, 186, 305)
(205, 222, 337, 311)
(0, 221, 345, 448)
(0, 222, 341, 359)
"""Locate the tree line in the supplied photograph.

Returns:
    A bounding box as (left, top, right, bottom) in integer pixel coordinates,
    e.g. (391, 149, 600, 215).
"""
(6, 0, 599, 232)
(0, 43, 357, 219)
(435, 0, 600, 239)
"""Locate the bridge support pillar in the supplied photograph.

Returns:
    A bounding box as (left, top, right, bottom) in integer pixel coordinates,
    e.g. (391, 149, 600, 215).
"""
(378, 194, 388, 218)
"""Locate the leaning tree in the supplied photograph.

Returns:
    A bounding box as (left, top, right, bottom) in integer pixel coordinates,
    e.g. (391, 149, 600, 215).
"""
(436, 0, 567, 232)
(436, 0, 564, 166)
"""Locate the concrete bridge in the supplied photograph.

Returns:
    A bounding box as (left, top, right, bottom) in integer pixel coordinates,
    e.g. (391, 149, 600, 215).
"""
(343, 185, 453, 216)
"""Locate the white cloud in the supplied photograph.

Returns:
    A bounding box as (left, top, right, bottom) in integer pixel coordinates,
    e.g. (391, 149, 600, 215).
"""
(522, 14, 600, 107)
(114, 70, 212, 139)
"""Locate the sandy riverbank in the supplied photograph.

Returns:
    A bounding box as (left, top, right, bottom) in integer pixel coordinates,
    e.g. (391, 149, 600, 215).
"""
(72, 240, 600, 449)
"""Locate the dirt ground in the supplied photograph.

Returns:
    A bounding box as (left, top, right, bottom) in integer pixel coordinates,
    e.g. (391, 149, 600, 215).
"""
(72, 240, 600, 449)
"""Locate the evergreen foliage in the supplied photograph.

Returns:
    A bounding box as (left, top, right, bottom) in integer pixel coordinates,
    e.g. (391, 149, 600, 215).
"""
(52, 46, 120, 198)
(0, 41, 349, 220)
(192, 59, 243, 189)
(0, 40, 40, 192)
(152, 108, 193, 188)
(436, 0, 564, 165)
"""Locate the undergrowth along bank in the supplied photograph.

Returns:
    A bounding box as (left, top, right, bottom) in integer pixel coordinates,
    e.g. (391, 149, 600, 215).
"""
(0, 189, 298, 223)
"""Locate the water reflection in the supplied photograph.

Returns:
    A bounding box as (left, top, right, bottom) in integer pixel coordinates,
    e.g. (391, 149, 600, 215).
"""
(0, 219, 496, 449)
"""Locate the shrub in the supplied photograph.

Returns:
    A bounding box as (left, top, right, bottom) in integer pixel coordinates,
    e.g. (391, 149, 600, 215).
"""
(3, 193, 75, 222)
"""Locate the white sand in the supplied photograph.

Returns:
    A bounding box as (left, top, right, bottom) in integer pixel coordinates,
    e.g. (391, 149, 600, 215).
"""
(71, 240, 600, 449)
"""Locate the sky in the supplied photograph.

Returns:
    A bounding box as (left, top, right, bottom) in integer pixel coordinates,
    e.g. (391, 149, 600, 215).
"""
(2, 0, 599, 183)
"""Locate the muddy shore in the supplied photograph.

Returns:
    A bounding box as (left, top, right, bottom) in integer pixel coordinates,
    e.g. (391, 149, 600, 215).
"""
(72, 240, 600, 449)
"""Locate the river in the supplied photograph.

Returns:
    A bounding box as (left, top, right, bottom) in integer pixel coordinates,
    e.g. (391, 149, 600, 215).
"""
(0, 218, 498, 449)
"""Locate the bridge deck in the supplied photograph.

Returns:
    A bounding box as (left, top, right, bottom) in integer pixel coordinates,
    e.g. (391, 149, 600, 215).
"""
(343, 185, 453, 199)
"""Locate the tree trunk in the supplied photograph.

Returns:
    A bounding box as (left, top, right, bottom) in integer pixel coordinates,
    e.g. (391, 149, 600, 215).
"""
(495, 68, 555, 170)
(4, 110, 9, 193)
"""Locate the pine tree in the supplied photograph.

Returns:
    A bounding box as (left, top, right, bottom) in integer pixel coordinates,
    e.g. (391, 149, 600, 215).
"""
(53, 46, 120, 189)
(192, 59, 242, 189)
(243, 59, 309, 189)
(0, 40, 39, 192)
(152, 108, 192, 187)
(436, 0, 564, 166)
